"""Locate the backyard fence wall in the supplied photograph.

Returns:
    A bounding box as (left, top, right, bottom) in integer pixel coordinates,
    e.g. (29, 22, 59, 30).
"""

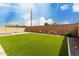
(78, 24, 79, 37)
(25, 24, 79, 36)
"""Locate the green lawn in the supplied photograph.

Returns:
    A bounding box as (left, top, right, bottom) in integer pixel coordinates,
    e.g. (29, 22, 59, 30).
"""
(0, 33, 68, 56)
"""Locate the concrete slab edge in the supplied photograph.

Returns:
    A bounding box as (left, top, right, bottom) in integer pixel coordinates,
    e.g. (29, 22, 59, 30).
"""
(67, 37, 71, 56)
(0, 45, 7, 56)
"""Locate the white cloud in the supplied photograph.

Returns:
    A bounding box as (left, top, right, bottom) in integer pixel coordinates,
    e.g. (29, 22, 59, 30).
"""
(0, 4, 11, 16)
(60, 4, 69, 10)
(47, 19, 54, 24)
(39, 17, 46, 25)
(39, 17, 54, 26)
(19, 3, 37, 20)
(7, 22, 21, 26)
(18, 4, 53, 26)
(39, 17, 54, 25)
(62, 21, 69, 24)
(0, 3, 11, 7)
(18, 3, 34, 9)
(18, 3, 35, 13)
(23, 17, 54, 26)
(24, 20, 30, 26)
(23, 19, 38, 26)
(7, 17, 54, 26)
(23, 13, 31, 20)
(37, 4, 51, 16)
(72, 3, 79, 12)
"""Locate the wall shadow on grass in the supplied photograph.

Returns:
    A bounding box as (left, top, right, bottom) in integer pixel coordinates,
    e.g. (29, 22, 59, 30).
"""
(58, 36, 68, 56)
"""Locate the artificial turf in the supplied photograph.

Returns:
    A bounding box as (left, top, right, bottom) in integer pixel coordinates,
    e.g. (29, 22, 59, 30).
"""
(0, 33, 68, 56)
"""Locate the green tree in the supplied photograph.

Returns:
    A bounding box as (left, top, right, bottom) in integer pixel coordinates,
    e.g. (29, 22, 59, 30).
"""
(44, 22, 49, 26)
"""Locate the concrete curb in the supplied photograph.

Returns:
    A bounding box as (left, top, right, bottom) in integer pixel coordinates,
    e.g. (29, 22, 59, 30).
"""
(0, 32, 62, 37)
(67, 37, 71, 56)
(30, 32, 63, 37)
(0, 32, 31, 36)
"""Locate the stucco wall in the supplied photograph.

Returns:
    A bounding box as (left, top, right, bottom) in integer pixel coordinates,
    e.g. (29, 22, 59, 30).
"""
(0, 27, 25, 34)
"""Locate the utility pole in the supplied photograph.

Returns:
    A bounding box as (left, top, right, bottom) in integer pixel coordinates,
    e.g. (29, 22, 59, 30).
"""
(30, 9, 32, 26)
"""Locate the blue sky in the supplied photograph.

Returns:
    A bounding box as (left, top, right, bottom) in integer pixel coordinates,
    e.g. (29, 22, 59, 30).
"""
(0, 3, 79, 26)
